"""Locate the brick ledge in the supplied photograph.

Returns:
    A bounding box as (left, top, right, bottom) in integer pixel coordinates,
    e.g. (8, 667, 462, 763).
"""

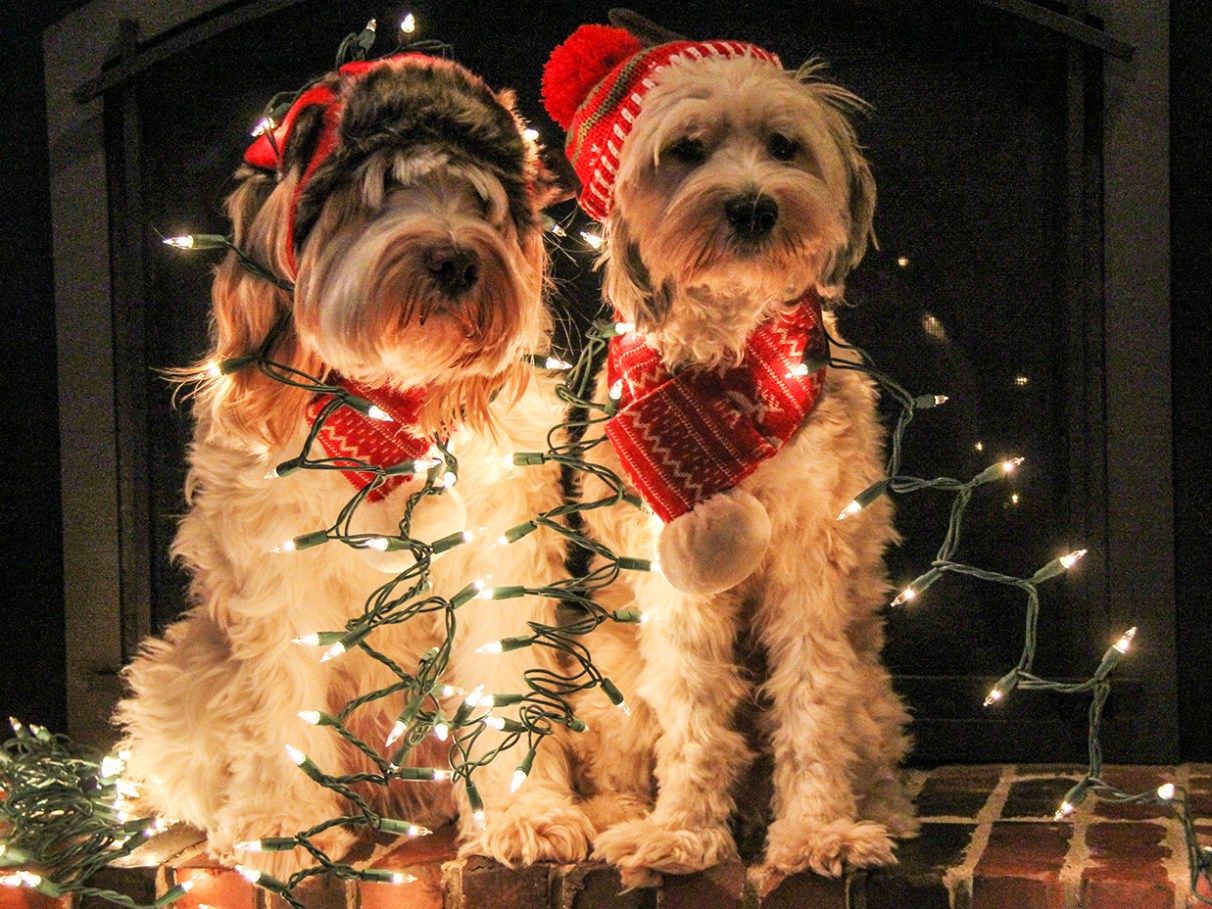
(6, 764, 1212, 909)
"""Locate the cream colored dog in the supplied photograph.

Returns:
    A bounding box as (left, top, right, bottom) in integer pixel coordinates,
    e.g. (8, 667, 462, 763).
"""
(543, 16, 917, 886)
(115, 53, 593, 876)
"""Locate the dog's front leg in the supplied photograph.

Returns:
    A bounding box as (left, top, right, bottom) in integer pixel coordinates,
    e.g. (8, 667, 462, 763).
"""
(754, 578, 897, 879)
(592, 578, 751, 886)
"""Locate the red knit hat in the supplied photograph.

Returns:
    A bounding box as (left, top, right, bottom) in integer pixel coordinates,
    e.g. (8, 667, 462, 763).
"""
(542, 25, 780, 221)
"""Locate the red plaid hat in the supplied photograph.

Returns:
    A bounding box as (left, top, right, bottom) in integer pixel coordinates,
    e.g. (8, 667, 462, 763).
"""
(542, 25, 780, 220)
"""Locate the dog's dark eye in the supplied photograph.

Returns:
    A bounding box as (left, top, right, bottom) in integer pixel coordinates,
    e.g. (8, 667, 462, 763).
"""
(666, 137, 706, 165)
(769, 133, 800, 161)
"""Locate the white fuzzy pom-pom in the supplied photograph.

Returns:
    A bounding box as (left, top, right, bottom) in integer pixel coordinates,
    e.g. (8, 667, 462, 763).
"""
(656, 487, 771, 595)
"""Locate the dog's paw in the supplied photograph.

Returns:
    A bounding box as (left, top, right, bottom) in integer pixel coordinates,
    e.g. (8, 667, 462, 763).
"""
(761, 818, 896, 879)
(459, 793, 594, 866)
(593, 816, 735, 882)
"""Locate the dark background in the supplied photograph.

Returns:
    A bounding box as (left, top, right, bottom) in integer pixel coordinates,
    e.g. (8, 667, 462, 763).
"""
(2, 0, 1207, 758)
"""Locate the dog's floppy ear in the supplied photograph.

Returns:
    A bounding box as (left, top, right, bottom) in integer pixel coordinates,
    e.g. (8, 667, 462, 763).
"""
(196, 168, 322, 450)
(833, 149, 877, 286)
(602, 215, 675, 328)
(608, 8, 686, 46)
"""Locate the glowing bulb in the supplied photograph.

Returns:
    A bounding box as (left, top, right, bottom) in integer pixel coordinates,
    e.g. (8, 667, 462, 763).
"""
(786, 363, 810, 379)
(400, 12, 416, 33)
(367, 405, 393, 422)
(1054, 801, 1075, 821)
(205, 361, 223, 378)
(609, 380, 624, 401)
(1002, 457, 1024, 474)
(272, 539, 297, 553)
(522, 127, 539, 142)
(482, 715, 506, 731)
(284, 744, 306, 766)
(234, 840, 263, 853)
(100, 754, 126, 778)
(236, 866, 262, 884)
(293, 633, 320, 646)
(163, 235, 195, 249)
(983, 687, 1004, 707)
(544, 356, 574, 370)
(385, 721, 406, 748)
(389, 873, 415, 884)
(297, 710, 322, 726)
(891, 587, 917, 607)
(250, 117, 276, 137)
(896, 255, 910, 267)
(464, 685, 486, 707)
(838, 499, 863, 521)
(580, 231, 604, 250)
(511, 768, 528, 792)
(613, 321, 635, 335)
(1113, 626, 1137, 654)
(432, 722, 450, 741)
(443, 470, 457, 487)
(1015, 375, 1030, 387)
(476, 640, 504, 655)
(974, 441, 985, 452)
(320, 642, 347, 662)
(615, 699, 632, 716)
(1060, 549, 1088, 571)
(1010, 493, 1020, 506)
(364, 537, 390, 552)
(472, 809, 486, 830)
(1158, 782, 1176, 801)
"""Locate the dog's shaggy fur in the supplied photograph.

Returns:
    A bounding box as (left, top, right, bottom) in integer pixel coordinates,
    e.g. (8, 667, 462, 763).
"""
(571, 53, 917, 885)
(115, 55, 592, 875)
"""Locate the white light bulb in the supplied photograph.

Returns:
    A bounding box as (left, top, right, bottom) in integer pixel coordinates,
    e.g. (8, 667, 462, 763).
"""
(609, 380, 624, 401)
(1113, 626, 1137, 654)
(1060, 549, 1088, 571)
(390, 873, 416, 884)
(472, 809, 486, 830)
(432, 722, 450, 742)
(293, 633, 320, 646)
(320, 642, 346, 663)
(464, 685, 486, 708)
(786, 363, 810, 379)
(891, 587, 917, 607)
(1054, 801, 1075, 820)
(234, 840, 263, 853)
(510, 769, 528, 793)
(163, 235, 195, 249)
(297, 710, 322, 726)
(983, 688, 1004, 707)
(284, 744, 306, 766)
(476, 640, 504, 655)
(367, 405, 393, 422)
(615, 699, 632, 716)
(1157, 782, 1176, 801)
(580, 231, 604, 250)
(837, 499, 862, 521)
(250, 117, 276, 137)
(1001, 457, 1025, 474)
(543, 356, 574, 370)
(100, 754, 126, 778)
(385, 721, 406, 748)
(365, 537, 390, 552)
(205, 361, 223, 378)
(271, 539, 297, 554)
(235, 866, 262, 884)
(522, 127, 539, 142)
(613, 321, 635, 335)
(482, 715, 506, 731)
(400, 12, 416, 33)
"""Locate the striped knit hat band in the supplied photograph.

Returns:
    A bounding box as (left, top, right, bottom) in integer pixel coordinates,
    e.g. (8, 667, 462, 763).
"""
(543, 26, 780, 221)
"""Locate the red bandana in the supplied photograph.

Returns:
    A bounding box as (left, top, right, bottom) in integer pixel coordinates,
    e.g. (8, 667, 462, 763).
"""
(306, 376, 434, 502)
(605, 293, 828, 523)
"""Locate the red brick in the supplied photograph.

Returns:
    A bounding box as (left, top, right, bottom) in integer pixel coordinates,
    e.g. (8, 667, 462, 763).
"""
(1079, 822, 1173, 909)
(756, 869, 847, 909)
(357, 826, 457, 909)
(1091, 767, 1173, 820)
(1001, 776, 1079, 819)
(553, 863, 654, 909)
(448, 856, 553, 909)
(659, 861, 745, 909)
(915, 766, 1003, 819)
(971, 822, 1070, 909)
(1189, 772, 1212, 818)
(172, 866, 258, 909)
(0, 885, 67, 909)
(866, 823, 975, 909)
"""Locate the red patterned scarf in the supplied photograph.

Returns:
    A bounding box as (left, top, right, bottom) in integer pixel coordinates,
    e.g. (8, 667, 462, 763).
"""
(605, 293, 828, 523)
(306, 376, 434, 502)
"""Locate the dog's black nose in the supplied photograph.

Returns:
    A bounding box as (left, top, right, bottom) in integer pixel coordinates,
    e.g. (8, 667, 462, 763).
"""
(425, 246, 480, 297)
(725, 194, 779, 241)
